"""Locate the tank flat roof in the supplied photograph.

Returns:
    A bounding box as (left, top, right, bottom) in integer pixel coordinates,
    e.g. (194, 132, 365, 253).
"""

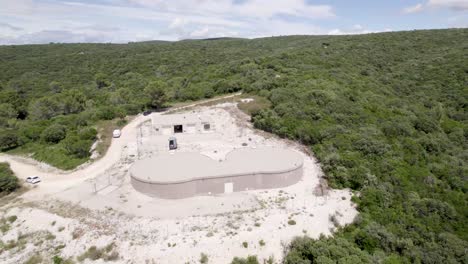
(130, 147, 303, 184)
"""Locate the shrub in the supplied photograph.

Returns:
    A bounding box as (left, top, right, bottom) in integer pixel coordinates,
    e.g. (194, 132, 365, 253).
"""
(0, 163, 19, 193)
(242, 241, 248, 248)
(0, 131, 20, 150)
(63, 136, 91, 158)
(7, 215, 17, 223)
(414, 116, 439, 133)
(24, 255, 43, 264)
(52, 256, 63, 264)
(200, 253, 208, 264)
(78, 243, 119, 262)
(116, 119, 127, 127)
(79, 127, 97, 140)
(78, 246, 102, 261)
(19, 125, 45, 142)
(288, 219, 296, 225)
(41, 124, 67, 143)
(96, 107, 116, 120)
(231, 255, 259, 264)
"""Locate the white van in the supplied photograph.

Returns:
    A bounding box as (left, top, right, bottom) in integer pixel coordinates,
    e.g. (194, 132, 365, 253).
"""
(113, 129, 121, 138)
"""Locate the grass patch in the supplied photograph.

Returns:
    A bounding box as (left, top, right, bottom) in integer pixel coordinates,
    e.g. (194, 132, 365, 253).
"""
(237, 95, 271, 115)
(259, 240, 265, 246)
(7, 215, 17, 223)
(71, 228, 83, 239)
(1, 232, 31, 252)
(52, 255, 75, 264)
(0, 222, 10, 233)
(231, 255, 259, 264)
(7, 142, 88, 170)
(24, 255, 43, 264)
(3, 240, 18, 250)
(77, 243, 119, 262)
(95, 116, 134, 157)
(46, 232, 56, 240)
(5, 116, 133, 171)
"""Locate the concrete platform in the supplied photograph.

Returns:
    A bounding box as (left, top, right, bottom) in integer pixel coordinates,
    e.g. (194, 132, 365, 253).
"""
(130, 147, 303, 199)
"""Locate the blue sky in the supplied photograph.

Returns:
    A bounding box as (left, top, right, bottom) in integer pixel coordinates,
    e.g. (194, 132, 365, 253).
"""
(0, 0, 466, 44)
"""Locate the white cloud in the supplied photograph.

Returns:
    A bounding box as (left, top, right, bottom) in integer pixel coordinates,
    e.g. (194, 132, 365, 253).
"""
(327, 24, 388, 35)
(0, 0, 466, 45)
(0, 22, 23, 31)
(428, 0, 468, 10)
(402, 0, 468, 14)
(402, 3, 424, 14)
(128, 0, 335, 20)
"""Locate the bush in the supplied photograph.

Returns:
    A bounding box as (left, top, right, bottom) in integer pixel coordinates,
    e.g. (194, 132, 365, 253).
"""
(145, 80, 168, 109)
(7, 215, 17, 223)
(0, 163, 19, 193)
(63, 135, 91, 158)
(0, 131, 20, 150)
(414, 116, 439, 133)
(78, 245, 119, 262)
(200, 253, 208, 264)
(41, 124, 67, 143)
(24, 255, 43, 264)
(96, 107, 116, 120)
(19, 124, 45, 142)
(231, 256, 259, 264)
(52, 256, 63, 264)
(79, 127, 97, 140)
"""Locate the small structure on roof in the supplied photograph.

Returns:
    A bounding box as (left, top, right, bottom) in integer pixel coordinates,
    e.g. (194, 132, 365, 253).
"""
(152, 112, 214, 135)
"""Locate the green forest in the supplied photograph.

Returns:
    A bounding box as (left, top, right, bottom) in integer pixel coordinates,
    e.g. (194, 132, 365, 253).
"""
(0, 29, 467, 263)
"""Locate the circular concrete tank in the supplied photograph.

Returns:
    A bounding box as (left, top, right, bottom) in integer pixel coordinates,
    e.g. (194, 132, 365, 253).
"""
(130, 147, 304, 199)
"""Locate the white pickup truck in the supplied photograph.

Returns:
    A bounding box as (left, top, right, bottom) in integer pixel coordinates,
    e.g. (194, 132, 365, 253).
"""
(26, 176, 41, 184)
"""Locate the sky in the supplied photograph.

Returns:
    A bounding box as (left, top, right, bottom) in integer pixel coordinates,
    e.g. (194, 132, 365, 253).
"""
(0, 0, 467, 44)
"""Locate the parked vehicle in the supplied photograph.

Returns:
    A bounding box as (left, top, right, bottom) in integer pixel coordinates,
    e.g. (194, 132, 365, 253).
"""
(26, 176, 41, 184)
(169, 137, 177, 150)
(113, 129, 121, 138)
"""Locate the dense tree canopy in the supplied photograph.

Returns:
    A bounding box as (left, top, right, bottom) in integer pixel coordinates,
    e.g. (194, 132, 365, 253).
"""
(0, 29, 466, 262)
(144, 80, 168, 109)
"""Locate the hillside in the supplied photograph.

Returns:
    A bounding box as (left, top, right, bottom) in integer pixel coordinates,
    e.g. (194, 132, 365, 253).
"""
(0, 28, 467, 263)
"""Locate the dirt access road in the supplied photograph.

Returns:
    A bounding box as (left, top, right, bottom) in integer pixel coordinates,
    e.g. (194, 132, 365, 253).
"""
(0, 92, 242, 198)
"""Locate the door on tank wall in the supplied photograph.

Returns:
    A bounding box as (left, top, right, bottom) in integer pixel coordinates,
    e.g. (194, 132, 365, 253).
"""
(174, 125, 183, 133)
(202, 123, 212, 133)
(224, 182, 233, 193)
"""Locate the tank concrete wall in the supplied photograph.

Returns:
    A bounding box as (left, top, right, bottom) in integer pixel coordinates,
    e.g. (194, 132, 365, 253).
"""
(130, 165, 303, 199)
